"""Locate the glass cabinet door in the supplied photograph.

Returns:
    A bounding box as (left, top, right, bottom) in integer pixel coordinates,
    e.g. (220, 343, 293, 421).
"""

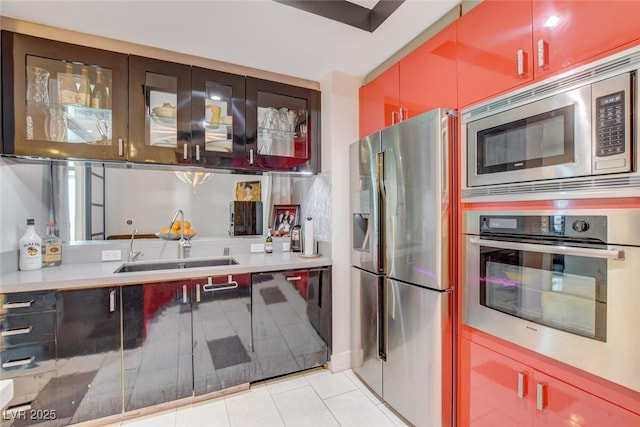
(191, 67, 245, 168)
(128, 55, 192, 164)
(2, 32, 128, 161)
(246, 77, 320, 173)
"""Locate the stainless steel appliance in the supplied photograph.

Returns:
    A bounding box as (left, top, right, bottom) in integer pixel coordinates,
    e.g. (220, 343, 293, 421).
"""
(350, 109, 454, 427)
(228, 201, 263, 236)
(462, 209, 640, 392)
(462, 47, 640, 200)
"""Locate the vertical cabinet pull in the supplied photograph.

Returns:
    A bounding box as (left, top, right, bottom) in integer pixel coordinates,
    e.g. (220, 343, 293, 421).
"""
(109, 290, 116, 313)
(182, 285, 188, 303)
(118, 138, 125, 157)
(391, 111, 398, 125)
(536, 383, 546, 411)
(196, 284, 201, 303)
(537, 39, 549, 69)
(183, 143, 188, 160)
(517, 49, 528, 78)
(517, 372, 526, 398)
(196, 144, 200, 161)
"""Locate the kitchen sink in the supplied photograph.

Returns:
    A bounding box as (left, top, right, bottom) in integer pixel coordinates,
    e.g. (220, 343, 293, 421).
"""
(114, 257, 239, 273)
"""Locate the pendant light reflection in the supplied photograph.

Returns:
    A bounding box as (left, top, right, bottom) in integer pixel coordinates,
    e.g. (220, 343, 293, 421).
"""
(174, 170, 214, 192)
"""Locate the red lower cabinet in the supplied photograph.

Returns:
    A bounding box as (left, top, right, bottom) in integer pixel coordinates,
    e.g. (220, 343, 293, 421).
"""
(459, 337, 640, 427)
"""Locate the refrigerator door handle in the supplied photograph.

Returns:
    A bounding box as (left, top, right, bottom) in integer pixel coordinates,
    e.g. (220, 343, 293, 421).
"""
(379, 277, 387, 362)
(376, 151, 386, 272)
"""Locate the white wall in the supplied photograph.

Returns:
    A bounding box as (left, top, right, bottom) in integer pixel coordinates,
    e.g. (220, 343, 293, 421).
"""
(320, 71, 362, 372)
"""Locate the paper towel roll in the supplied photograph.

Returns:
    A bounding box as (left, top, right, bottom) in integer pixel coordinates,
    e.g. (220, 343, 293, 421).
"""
(304, 217, 314, 256)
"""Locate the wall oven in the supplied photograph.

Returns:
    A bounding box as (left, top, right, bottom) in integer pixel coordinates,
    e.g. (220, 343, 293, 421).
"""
(462, 209, 640, 392)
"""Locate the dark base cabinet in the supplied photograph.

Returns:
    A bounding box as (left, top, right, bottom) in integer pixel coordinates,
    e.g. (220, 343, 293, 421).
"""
(121, 280, 193, 411)
(251, 268, 331, 382)
(54, 287, 122, 425)
(191, 274, 252, 395)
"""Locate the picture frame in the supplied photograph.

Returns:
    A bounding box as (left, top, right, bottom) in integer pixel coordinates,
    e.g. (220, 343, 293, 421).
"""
(272, 204, 300, 237)
(235, 181, 262, 201)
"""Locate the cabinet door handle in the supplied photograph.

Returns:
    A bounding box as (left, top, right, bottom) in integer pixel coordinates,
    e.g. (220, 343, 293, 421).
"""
(399, 108, 407, 122)
(537, 39, 549, 69)
(391, 111, 398, 125)
(517, 49, 528, 78)
(118, 138, 125, 157)
(2, 301, 34, 309)
(249, 149, 254, 165)
(536, 383, 546, 411)
(517, 372, 526, 398)
(2, 356, 35, 368)
(182, 285, 188, 303)
(183, 143, 188, 160)
(1, 326, 33, 337)
(109, 290, 116, 313)
(286, 276, 302, 281)
(196, 144, 201, 161)
(196, 284, 201, 303)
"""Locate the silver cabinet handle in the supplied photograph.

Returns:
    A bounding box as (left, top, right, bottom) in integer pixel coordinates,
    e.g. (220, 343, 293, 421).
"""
(203, 282, 238, 292)
(517, 372, 526, 398)
(249, 149, 254, 165)
(2, 356, 35, 368)
(517, 49, 528, 77)
(391, 111, 398, 125)
(536, 383, 546, 411)
(196, 284, 201, 303)
(2, 301, 34, 309)
(469, 237, 625, 260)
(537, 39, 549, 69)
(183, 143, 188, 160)
(196, 144, 200, 161)
(1, 326, 33, 337)
(118, 138, 125, 157)
(109, 290, 116, 313)
(182, 285, 188, 303)
(286, 276, 302, 281)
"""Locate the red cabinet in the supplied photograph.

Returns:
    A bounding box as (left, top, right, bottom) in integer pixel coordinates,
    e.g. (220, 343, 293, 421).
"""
(359, 63, 399, 137)
(399, 22, 457, 120)
(459, 337, 640, 427)
(532, 1, 640, 79)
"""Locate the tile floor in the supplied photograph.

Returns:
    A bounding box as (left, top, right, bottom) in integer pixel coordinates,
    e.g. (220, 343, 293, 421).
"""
(99, 368, 410, 427)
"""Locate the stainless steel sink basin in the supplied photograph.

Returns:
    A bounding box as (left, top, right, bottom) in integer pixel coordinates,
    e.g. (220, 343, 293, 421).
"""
(114, 257, 239, 273)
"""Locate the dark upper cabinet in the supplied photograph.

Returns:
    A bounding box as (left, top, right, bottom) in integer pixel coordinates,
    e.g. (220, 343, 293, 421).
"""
(128, 55, 192, 165)
(245, 77, 320, 173)
(1, 31, 128, 161)
(191, 66, 246, 168)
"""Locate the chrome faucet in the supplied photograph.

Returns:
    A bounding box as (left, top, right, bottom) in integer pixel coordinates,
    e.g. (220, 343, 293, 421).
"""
(169, 209, 191, 259)
(128, 228, 142, 262)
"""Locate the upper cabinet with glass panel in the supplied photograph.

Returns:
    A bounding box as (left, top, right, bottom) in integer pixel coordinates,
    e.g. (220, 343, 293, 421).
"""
(1, 31, 128, 161)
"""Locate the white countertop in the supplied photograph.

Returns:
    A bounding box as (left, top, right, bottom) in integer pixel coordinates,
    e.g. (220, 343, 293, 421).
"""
(0, 252, 332, 293)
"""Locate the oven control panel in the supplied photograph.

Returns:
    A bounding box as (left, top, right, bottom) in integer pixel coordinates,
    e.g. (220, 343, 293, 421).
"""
(479, 215, 607, 242)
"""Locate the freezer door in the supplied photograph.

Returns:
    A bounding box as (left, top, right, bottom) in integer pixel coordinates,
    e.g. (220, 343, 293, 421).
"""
(384, 279, 453, 427)
(382, 108, 452, 289)
(350, 267, 383, 398)
(350, 133, 382, 273)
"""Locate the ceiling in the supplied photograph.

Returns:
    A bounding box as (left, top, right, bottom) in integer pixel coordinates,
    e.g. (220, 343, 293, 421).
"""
(1, 0, 461, 82)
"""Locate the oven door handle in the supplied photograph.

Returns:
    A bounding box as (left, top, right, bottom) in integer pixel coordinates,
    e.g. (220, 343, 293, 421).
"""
(469, 237, 625, 260)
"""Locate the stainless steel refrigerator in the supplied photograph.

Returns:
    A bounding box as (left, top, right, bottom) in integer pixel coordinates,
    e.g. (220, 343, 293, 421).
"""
(350, 108, 454, 427)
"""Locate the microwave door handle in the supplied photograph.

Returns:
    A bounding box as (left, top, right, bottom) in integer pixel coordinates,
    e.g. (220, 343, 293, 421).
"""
(469, 237, 625, 260)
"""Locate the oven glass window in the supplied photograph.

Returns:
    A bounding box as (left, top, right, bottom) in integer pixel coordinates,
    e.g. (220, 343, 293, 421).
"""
(480, 246, 606, 341)
(477, 105, 575, 174)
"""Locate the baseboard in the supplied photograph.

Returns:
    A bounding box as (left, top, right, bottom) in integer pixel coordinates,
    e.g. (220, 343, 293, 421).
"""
(328, 350, 351, 372)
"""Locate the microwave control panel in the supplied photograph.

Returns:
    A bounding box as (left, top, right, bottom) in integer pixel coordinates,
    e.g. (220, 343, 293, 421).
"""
(595, 90, 626, 157)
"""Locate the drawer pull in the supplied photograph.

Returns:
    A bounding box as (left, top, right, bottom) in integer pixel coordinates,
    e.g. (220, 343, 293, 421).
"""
(517, 372, 526, 398)
(2, 356, 35, 368)
(286, 276, 302, 281)
(536, 383, 546, 411)
(3, 301, 34, 309)
(203, 282, 238, 292)
(1, 326, 33, 337)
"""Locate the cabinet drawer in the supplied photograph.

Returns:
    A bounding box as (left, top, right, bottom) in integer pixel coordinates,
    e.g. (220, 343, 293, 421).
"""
(1, 291, 55, 314)
(1, 311, 56, 348)
(0, 369, 57, 424)
(0, 342, 55, 377)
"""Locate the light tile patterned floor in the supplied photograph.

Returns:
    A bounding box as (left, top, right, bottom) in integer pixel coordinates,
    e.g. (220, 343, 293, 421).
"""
(100, 369, 409, 427)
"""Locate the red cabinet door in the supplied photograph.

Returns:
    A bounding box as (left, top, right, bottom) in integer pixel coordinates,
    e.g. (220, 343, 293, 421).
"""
(399, 22, 458, 118)
(456, 0, 533, 108)
(533, 1, 640, 79)
(533, 371, 640, 427)
(359, 63, 399, 137)
(459, 338, 532, 427)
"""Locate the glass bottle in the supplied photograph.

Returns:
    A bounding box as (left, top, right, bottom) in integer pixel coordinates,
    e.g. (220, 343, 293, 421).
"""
(59, 62, 78, 105)
(91, 68, 109, 109)
(265, 228, 273, 254)
(42, 221, 62, 267)
(19, 219, 42, 271)
(77, 66, 91, 107)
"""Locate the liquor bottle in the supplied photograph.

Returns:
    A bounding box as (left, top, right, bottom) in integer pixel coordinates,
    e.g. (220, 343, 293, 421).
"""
(91, 68, 109, 109)
(265, 228, 273, 254)
(77, 66, 91, 107)
(19, 219, 42, 271)
(42, 221, 62, 267)
(59, 62, 78, 105)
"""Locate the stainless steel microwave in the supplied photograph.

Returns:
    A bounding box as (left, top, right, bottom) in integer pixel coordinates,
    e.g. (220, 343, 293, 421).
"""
(461, 47, 640, 199)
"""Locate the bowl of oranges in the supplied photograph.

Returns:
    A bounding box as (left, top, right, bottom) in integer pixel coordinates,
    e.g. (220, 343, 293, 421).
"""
(156, 220, 196, 240)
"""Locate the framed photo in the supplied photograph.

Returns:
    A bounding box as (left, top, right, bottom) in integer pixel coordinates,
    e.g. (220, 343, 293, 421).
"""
(235, 181, 261, 201)
(272, 205, 300, 237)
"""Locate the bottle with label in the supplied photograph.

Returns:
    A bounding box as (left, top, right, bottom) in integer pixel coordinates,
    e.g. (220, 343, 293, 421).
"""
(91, 68, 109, 109)
(59, 62, 78, 105)
(265, 228, 273, 254)
(19, 219, 42, 271)
(42, 221, 62, 267)
(77, 66, 91, 107)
